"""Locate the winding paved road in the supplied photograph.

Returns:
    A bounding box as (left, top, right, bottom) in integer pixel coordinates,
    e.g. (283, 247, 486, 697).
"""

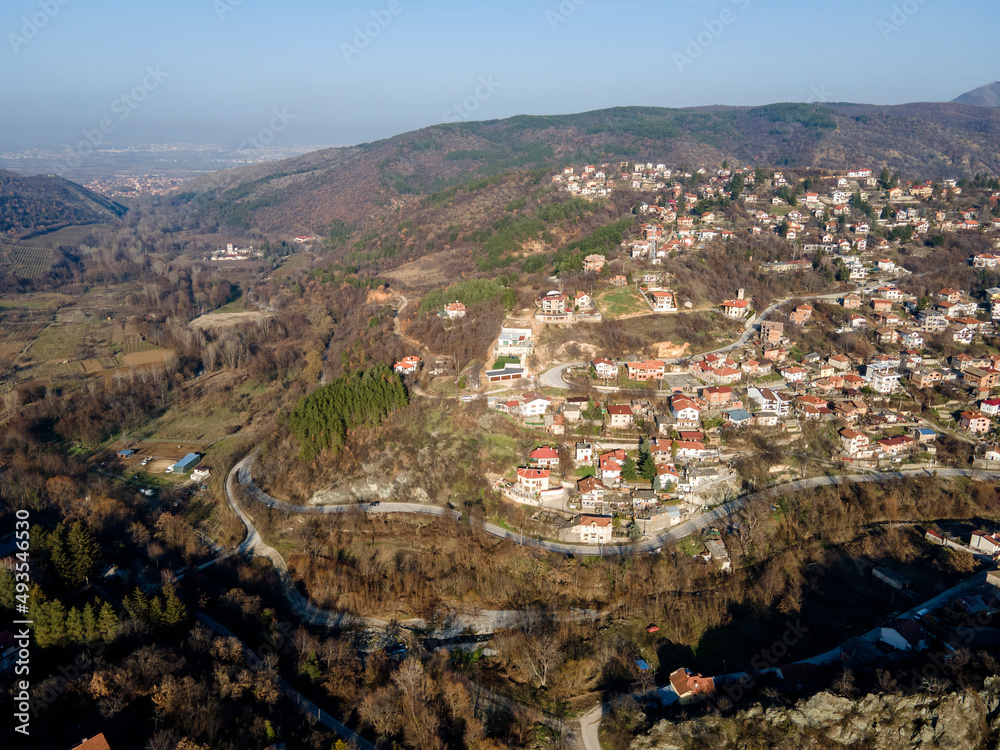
(233, 453, 1000, 557)
(227, 453, 597, 632)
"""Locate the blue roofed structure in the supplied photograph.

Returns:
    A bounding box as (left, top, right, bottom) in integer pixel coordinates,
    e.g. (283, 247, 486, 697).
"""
(168, 453, 201, 474)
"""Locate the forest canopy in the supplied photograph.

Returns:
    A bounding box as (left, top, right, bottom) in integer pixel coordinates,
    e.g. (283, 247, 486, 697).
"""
(285, 364, 409, 461)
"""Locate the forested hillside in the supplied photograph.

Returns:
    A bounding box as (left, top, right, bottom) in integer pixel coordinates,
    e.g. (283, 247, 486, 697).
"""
(174, 102, 1000, 236)
(0, 169, 127, 236)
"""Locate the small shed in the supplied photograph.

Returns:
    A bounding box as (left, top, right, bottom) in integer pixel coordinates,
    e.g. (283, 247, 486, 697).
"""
(117, 449, 135, 458)
(873, 566, 910, 591)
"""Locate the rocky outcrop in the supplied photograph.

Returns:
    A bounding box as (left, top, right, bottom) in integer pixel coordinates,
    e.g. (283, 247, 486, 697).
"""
(309, 469, 430, 505)
(633, 677, 1000, 750)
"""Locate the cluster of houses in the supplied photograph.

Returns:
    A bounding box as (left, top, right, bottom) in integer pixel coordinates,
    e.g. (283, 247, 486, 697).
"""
(534, 289, 600, 322)
(553, 162, 1000, 286)
(498, 433, 697, 543)
(835, 282, 996, 347)
(209, 243, 259, 261)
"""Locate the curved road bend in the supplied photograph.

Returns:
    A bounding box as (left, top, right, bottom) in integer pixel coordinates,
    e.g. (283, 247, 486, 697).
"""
(227, 455, 597, 630)
(233, 453, 1000, 558)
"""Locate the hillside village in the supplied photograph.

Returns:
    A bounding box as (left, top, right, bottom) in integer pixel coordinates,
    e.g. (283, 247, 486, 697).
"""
(388, 162, 1000, 548)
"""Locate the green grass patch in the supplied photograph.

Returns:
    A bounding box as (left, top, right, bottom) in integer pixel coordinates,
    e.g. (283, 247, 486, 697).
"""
(596, 287, 649, 318)
(677, 536, 704, 556)
(574, 466, 596, 478)
(492, 356, 520, 369)
(213, 298, 249, 314)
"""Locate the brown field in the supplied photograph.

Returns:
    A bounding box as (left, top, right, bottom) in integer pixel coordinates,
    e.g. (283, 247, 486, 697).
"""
(383, 248, 464, 287)
(121, 350, 174, 367)
(80, 358, 108, 374)
(189, 311, 271, 330)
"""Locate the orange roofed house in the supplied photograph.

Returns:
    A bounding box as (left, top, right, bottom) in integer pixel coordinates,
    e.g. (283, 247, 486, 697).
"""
(393, 355, 422, 374)
(626, 360, 665, 382)
(528, 446, 560, 468)
(70, 736, 111, 750)
(669, 668, 716, 705)
(960, 410, 991, 434)
(444, 301, 467, 319)
(721, 298, 750, 318)
(515, 468, 550, 493)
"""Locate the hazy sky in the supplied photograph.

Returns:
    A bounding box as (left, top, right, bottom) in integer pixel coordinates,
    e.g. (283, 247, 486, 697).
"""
(1, 0, 996, 149)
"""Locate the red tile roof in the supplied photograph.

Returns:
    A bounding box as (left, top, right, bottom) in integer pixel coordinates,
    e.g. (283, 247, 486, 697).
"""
(71, 736, 111, 750)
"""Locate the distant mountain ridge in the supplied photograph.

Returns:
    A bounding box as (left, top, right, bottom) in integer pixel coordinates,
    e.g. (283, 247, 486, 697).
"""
(176, 100, 1000, 236)
(0, 169, 127, 236)
(953, 82, 1000, 108)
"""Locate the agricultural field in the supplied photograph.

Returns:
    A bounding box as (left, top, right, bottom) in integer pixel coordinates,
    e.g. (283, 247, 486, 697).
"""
(0, 238, 55, 279)
(10, 315, 173, 381)
(0, 322, 45, 360)
(25, 321, 111, 363)
(0, 292, 70, 310)
(18, 224, 105, 248)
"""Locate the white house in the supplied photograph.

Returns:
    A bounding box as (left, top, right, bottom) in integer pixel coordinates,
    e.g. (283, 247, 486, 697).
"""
(650, 290, 677, 312)
(593, 358, 619, 379)
(748, 387, 791, 416)
(971, 531, 1000, 555)
(573, 515, 613, 544)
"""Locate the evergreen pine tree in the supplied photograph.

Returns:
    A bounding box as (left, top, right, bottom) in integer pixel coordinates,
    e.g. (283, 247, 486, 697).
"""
(35, 598, 67, 648)
(124, 588, 150, 621)
(0, 569, 14, 611)
(65, 606, 84, 644)
(97, 602, 119, 640)
(148, 596, 165, 627)
(162, 584, 188, 627)
(49, 523, 73, 588)
(82, 602, 99, 643)
(68, 521, 100, 586)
